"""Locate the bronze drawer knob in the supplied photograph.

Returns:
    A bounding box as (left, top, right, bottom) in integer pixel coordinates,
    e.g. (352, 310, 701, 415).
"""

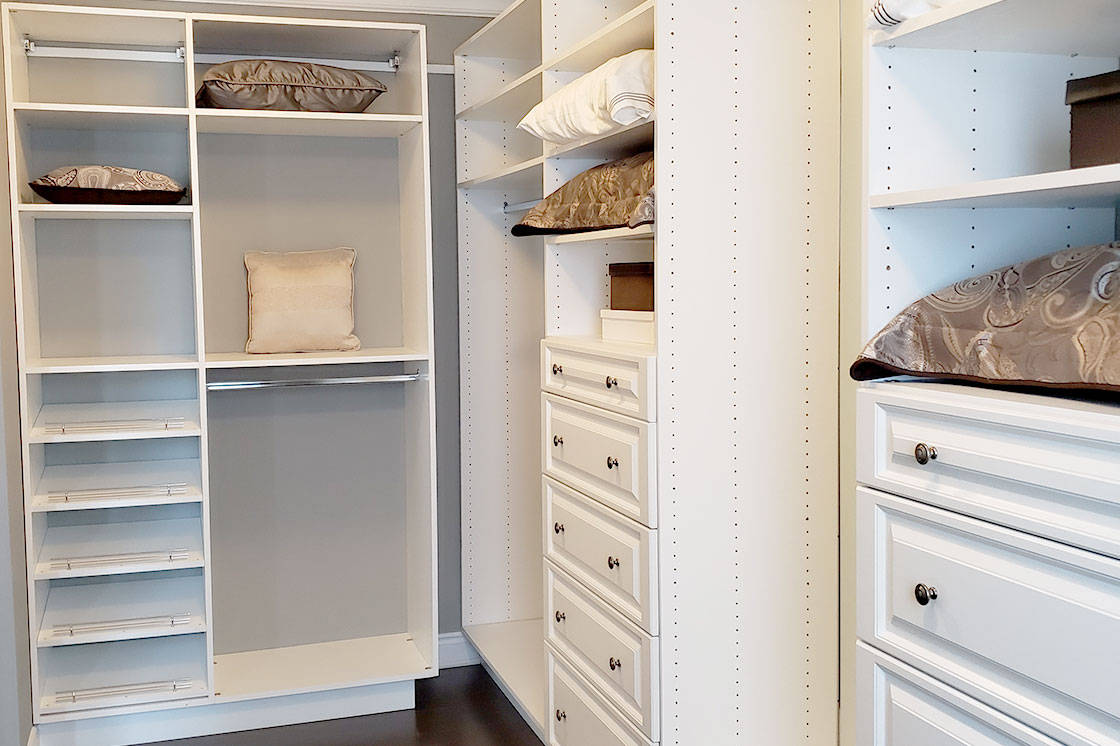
(914, 443, 938, 466)
(914, 583, 938, 606)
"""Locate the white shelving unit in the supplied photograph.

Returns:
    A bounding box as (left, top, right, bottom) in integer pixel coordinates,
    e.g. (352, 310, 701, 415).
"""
(458, 2, 842, 745)
(855, 3, 1120, 744)
(6, 4, 437, 743)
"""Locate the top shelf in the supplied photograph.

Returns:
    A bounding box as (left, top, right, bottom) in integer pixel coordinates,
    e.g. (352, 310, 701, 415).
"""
(455, 0, 541, 62)
(873, 0, 1120, 56)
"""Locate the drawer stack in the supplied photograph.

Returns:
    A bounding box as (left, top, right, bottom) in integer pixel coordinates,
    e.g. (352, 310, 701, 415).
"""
(540, 337, 659, 746)
(856, 382, 1120, 746)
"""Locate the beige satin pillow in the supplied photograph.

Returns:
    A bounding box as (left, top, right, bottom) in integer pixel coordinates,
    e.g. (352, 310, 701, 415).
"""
(245, 248, 361, 354)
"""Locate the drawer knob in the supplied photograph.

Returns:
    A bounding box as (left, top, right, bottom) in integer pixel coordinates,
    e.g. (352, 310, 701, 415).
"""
(607, 456, 619, 470)
(605, 376, 619, 389)
(553, 435, 564, 447)
(914, 583, 939, 606)
(552, 363, 563, 375)
(608, 556, 621, 570)
(554, 522, 565, 534)
(556, 709, 566, 722)
(555, 611, 566, 623)
(609, 657, 623, 671)
(914, 443, 938, 466)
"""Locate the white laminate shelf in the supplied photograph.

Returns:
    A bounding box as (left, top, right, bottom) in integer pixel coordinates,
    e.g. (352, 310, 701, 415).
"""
(544, 0, 654, 73)
(456, 1, 654, 121)
(455, 0, 541, 62)
(31, 458, 203, 513)
(194, 110, 423, 138)
(458, 157, 544, 193)
(38, 575, 206, 647)
(26, 354, 199, 374)
(203, 347, 428, 369)
(212, 634, 431, 703)
(17, 205, 194, 221)
(34, 517, 204, 580)
(870, 164, 1120, 209)
(464, 620, 546, 740)
(456, 67, 542, 122)
(548, 119, 654, 161)
(29, 400, 202, 444)
(547, 224, 654, 245)
(872, 0, 1120, 56)
(11, 103, 189, 131)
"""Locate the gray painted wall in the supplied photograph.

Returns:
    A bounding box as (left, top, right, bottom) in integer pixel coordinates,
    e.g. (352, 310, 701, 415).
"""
(0, 7, 484, 743)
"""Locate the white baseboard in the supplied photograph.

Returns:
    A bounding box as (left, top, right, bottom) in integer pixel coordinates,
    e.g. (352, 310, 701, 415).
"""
(439, 631, 481, 669)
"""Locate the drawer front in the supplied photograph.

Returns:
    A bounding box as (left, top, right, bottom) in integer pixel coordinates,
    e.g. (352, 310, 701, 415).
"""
(858, 487, 1120, 746)
(546, 561, 659, 740)
(545, 476, 658, 635)
(541, 340, 656, 422)
(858, 385, 1120, 559)
(857, 643, 1060, 746)
(548, 648, 655, 746)
(543, 393, 656, 528)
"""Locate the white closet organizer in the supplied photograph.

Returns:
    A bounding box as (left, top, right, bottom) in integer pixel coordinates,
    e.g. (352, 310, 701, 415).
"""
(6, 4, 437, 744)
(857, 3, 1120, 745)
(456, 1, 657, 741)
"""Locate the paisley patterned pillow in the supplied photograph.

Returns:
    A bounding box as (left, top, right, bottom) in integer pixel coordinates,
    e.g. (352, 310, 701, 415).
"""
(30, 165, 186, 205)
(851, 243, 1120, 392)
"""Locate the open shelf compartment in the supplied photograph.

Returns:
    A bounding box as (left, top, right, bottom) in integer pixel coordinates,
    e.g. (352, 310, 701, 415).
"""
(37, 571, 206, 647)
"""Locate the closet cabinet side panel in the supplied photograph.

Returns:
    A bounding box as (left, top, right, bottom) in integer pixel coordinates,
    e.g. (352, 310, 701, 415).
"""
(457, 192, 545, 626)
(655, 1, 840, 745)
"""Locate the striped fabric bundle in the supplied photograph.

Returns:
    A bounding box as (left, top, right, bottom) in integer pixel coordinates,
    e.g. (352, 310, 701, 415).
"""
(867, 0, 941, 29)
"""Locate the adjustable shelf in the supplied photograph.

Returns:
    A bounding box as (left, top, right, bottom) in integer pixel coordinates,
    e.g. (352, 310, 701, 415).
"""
(39, 634, 208, 715)
(38, 575, 206, 647)
(203, 347, 428, 369)
(872, 0, 1120, 56)
(29, 400, 202, 444)
(871, 164, 1120, 209)
(194, 110, 423, 138)
(458, 157, 544, 193)
(456, 0, 541, 62)
(34, 515, 204, 580)
(544, 0, 653, 73)
(548, 118, 654, 160)
(26, 355, 199, 375)
(547, 224, 654, 245)
(456, 67, 542, 121)
(17, 205, 194, 221)
(12, 103, 189, 131)
(31, 458, 203, 513)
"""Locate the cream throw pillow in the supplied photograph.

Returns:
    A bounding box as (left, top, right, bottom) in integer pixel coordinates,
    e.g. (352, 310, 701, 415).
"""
(245, 248, 361, 354)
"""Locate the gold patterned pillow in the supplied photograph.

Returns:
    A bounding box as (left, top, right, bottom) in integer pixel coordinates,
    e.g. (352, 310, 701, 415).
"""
(852, 243, 1120, 392)
(30, 165, 186, 205)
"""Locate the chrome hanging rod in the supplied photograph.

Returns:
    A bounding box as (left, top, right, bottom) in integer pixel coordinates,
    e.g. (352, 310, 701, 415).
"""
(207, 371, 425, 392)
(23, 39, 406, 73)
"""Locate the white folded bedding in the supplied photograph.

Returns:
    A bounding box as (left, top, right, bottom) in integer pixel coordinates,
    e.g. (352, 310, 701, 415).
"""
(518, 49, 654, 145)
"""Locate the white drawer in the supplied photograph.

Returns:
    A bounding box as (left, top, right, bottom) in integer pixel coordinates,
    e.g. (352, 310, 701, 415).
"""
(548, 647, 655, 746)
(541, 338, 656, 422)
(857, 382, 1120, 559)
(543, 393, 656, 528)
(545, 561, 660, 740)
(858, 487, 1120, 746)
(857, 642, 1060, 746)
(545, 476, 658, 635)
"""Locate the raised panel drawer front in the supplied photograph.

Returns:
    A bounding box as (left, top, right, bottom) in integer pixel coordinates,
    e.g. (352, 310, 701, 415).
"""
(858, 382, 1120, 559)
(857, 642, 1061, 746)
(548, 648, 655, 746)
(545, 561, 660, 740)
(858, 487, 1120, 746)
(545, 476, 658, 635)
(543, 393, 656, 528)
(541, 337, 656, 422)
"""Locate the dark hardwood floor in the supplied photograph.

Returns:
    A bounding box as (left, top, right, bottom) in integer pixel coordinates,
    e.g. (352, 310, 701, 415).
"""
(156, 666, 542, 746)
